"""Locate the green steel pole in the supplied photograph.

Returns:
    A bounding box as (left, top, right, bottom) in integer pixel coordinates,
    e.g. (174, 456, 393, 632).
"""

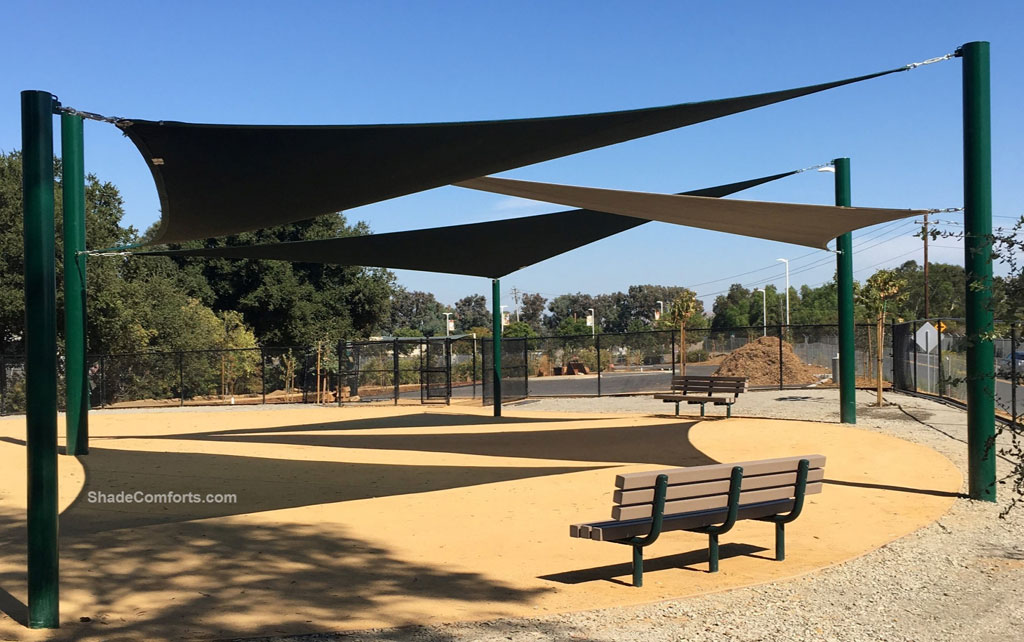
(492, 278, 502, 417)
(22, 90, 60, 629)
(960, 41, 996, 502)
(61, 113, 88, 455)
(834, 158, 856, 424)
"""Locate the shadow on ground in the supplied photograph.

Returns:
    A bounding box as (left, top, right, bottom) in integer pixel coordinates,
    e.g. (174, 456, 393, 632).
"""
(540, 543, 768, 585)
(121, 419, 713, 469)
(61, 449, 605, 533)
(0, 505, 549, 642)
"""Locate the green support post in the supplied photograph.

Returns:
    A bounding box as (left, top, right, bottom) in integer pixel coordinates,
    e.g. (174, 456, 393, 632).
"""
(834, 158, 856, 424)
(22, 89, 60, 629)
(960, 41, 996, 502)
(62, 113, 88, 455)
(492, 279, 502, 417)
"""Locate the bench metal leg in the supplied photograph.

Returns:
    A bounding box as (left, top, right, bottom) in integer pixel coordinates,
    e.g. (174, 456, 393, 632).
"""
(700, 404, 705, 417)
(674, 402, 679, 416)
(726, 404, 732, 418)
(632, 545, 644, 587)
(708, 533, 719, 572)
(775, 522, 785, 561)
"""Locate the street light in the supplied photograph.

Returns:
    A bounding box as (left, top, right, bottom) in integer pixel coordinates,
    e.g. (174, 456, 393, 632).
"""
(753, 288, 766, 337)
(587, 308, 595, 336)
(443, 312, 453, 337)
(499, 305, 509, 327)
(655, 300, 664, 322)
(776, 258, 790, 327)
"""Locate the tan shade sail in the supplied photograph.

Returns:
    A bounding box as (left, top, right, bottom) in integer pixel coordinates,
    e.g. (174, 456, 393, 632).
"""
(455, 176, 925, 249)
(139, 172, 796, 278)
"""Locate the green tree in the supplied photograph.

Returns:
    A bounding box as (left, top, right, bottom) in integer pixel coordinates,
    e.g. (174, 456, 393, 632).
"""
(165, 214, 395, 345)
(503, 321, 537, 338)
(388, 288, 447, 336)
(519, 292, 547, 331)
(859, 269, 909, 406)
(454, 294, 491, 331)
(556, 317, 591, 337)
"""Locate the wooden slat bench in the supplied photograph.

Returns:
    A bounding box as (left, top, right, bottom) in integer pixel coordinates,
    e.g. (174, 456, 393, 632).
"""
(569, 454, 825, 586)
(654, 375, 748, 417)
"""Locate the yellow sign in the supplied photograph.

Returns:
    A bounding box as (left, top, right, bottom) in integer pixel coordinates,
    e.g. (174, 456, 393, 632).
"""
(937, 321, 947, 333)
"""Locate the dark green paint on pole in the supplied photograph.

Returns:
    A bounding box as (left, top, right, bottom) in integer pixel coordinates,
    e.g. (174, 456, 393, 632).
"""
(492, 278, 502, 417)
(960, 41, 996, 502)
(62, 113, 88, 455)
(834, 158, 856, 424)
(22, 89, 60, 629)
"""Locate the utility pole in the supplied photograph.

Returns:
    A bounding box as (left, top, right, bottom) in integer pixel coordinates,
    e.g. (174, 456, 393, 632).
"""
(510, 287, 521, 321)
(922, 212, 930, 318)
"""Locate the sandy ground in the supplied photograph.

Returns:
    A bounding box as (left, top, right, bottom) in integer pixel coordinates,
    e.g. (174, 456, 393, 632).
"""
(0, 401, 960, 641)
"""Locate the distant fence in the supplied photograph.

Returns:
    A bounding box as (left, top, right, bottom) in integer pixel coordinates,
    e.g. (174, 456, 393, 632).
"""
(892, 319, 1022, 424)
(0, 322, 932, 415)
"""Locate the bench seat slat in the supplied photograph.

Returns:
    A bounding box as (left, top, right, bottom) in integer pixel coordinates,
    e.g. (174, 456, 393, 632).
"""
(571, 498, 796, 542)
(614, 468, 825, 506)
(666, 383, 747, 391)
(616, 454, 826, 490)
(612, 482, 822, 520)
(654, 395, 734, 404)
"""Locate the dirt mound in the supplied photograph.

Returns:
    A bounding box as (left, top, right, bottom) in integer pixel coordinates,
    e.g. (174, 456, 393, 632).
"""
(714, 336, 826, 386)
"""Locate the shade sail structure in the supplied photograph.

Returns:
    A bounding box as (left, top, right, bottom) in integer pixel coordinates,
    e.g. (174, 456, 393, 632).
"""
(119, 67, 907, 244)
(456, 176, 925, 249)
(139, 172, 795, 278)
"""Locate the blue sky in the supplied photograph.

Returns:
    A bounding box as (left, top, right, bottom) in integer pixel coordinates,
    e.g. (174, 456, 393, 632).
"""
(3, 1, 1021, 311)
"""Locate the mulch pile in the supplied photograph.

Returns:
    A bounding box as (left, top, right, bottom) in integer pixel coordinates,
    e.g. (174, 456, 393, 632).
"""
(714, 336, 826, 386)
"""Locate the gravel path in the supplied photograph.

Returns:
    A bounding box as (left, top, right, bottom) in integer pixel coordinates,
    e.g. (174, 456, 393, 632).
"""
(235, 390, 1024, 642)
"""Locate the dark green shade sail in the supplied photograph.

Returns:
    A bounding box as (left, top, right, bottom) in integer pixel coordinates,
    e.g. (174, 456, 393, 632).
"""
(140, 172, 795, 278)
(120, 67, 905, 244)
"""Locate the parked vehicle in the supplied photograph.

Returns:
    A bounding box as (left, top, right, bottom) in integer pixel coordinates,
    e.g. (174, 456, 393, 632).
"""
(998, 351, 1024, 378)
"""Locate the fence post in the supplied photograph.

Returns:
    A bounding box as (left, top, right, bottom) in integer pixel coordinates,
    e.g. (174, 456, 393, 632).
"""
(596, 333, 602, 397)
(302, 351, 309, 404)
(778, 325, 784, 390)
(0, 354, 5, 416)
(891, 319, 897, 389)
(1011, 323, 1018, 427)
(261, 347, 267, 405)
(178, 352, 184, 407)
(671, 330, 677, 378)
(336, 341, 343, 407)
(913, 323, 918, 392)
(937, 321, 944, 398)
(447, 338, 453, 405)
(393, 338, 400, 406)
(100, 355, 106, 408)
(472, 337, 477, 399)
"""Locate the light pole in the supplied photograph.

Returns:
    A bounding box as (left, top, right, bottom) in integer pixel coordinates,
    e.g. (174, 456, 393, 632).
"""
(776, 258, 790, 327)
(587, 308, 595, 336)
(656, 300, 664, 322)
(443, 312, 453, 337)
(500, 305, 509, 327)
(753, 288, 766, 337)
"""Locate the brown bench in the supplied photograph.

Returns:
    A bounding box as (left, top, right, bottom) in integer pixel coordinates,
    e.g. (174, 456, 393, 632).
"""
(654, 375, 747, 417)
(569, 454, 825, 586)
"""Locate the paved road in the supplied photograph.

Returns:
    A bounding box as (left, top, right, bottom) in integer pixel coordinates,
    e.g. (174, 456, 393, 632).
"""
(913, 354, 1022, 418)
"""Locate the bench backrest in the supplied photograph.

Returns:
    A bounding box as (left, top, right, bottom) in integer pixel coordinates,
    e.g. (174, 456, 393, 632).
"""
(670, 375, 747, 396)
(610, 454, 825, 521)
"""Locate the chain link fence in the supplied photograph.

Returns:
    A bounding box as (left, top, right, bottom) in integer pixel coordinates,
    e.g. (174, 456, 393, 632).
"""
(892, 319, 1022, 425)
(1, 323, 918, 415)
